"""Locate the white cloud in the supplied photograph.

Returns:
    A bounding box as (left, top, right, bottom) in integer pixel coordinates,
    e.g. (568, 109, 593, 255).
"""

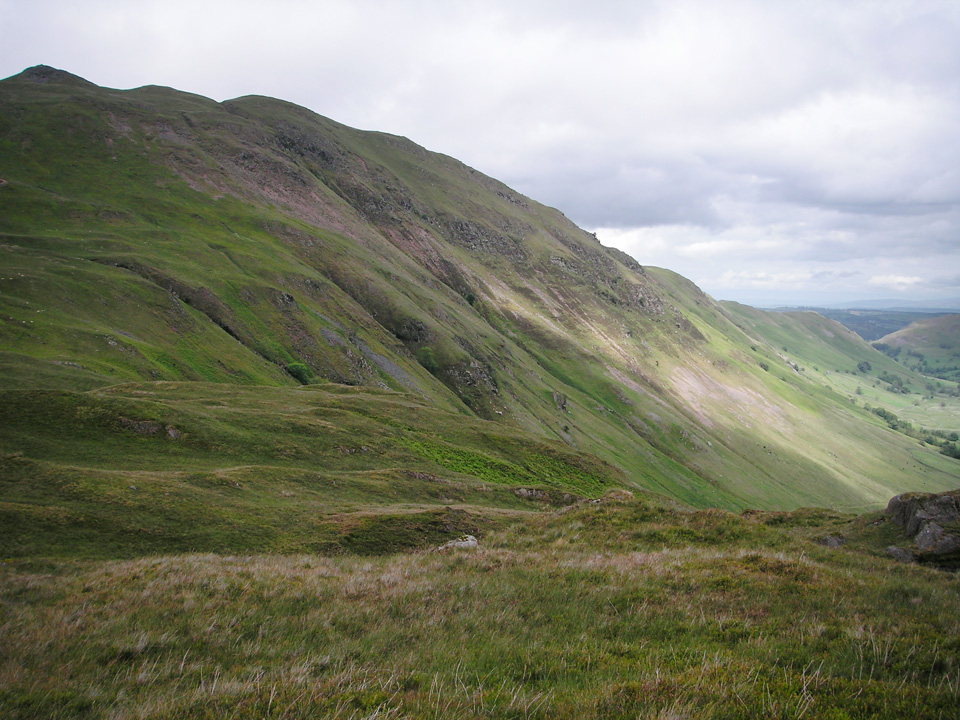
(869, 275, 925, 291)
(715, 270, 817, 289)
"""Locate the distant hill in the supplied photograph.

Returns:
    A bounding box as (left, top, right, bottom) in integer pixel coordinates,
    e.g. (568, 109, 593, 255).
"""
(820, 298, 960, 311)
(777, 307, 954, 341)
(874, 314, 960, 382)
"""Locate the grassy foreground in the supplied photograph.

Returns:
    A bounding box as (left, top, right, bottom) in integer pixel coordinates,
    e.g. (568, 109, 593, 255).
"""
(2, 496, 959, 720)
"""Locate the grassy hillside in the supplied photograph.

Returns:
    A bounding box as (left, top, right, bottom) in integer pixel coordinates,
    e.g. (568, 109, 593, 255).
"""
(874, 314, 960, 383)
(805, 307, 952, 342)
(1, 65, 957, 524)
(723, 302, 960, 458)
(0, 381, 622, 558)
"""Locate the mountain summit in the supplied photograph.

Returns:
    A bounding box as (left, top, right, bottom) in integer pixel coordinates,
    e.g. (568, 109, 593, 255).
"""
(0, 65, 956, 519)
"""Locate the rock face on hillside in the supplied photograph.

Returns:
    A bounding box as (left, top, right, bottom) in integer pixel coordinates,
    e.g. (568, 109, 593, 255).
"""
(885, 490, 960, 568)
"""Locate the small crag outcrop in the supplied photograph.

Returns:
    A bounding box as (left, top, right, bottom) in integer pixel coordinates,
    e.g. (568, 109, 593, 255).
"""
(885, 490, 960, 569)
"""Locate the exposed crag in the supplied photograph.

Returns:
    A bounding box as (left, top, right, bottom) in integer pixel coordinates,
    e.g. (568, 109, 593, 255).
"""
(885, 490, 960, 568)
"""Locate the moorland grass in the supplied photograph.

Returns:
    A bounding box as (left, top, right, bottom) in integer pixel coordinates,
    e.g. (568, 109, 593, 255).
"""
(0, 381, 626, 559)
(1, 497, 958, 719)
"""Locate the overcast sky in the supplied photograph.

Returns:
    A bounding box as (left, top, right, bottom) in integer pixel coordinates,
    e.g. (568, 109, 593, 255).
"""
(3, 0, 960, 307)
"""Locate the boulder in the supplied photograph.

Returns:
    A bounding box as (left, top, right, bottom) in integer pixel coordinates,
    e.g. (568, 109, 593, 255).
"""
(514, 488, 547, 500)
(439, 534, 478, 550)
(886, 491, 959, 538)
(885, 546, 915, 564)
(818, 535, 845, 549)
(885, 490, 960, 568)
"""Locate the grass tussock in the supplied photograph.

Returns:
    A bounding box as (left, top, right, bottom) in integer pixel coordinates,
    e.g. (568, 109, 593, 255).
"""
(2, 500, 959, 719)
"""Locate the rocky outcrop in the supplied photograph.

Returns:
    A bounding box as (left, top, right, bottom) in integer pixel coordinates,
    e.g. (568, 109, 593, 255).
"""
(119, 416, 182, 439)
(439, 534, 478, 550)
(443, 219, 527, 261)
(886, 491, 959, 536)
(818, 535, 845, 549)
(885, 490, 960, 568)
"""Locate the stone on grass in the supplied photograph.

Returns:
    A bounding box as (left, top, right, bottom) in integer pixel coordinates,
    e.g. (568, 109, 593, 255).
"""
(885, 546, 915, 563)
(439, 534, 478, 550)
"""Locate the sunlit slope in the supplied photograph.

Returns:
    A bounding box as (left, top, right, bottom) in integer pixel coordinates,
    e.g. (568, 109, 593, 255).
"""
(1, 66, 956, 514)
(719, 301, 950, 407)
(720, 302, 924, 377)
(720, 301, 959, 499)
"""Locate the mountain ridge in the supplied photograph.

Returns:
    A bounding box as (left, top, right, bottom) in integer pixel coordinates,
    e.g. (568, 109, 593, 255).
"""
(0, 65, 957, 520)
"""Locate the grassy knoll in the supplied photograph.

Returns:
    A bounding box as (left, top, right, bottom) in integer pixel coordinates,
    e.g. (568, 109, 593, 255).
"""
(0, 381, 624, 559)
(2, 495, 959, 719)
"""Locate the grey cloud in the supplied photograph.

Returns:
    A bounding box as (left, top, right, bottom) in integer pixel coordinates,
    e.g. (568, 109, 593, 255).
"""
(2, 0, 960, 305)
(929, 275, 960, 290)
(811, 270, 861, 281)
(515, 160, 727, 229)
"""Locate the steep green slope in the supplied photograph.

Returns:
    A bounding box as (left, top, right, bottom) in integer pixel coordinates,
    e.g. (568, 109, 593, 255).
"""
(1, 65, 957, 524)
(722, 301, 960, 451)
(721, 301, 928, 403)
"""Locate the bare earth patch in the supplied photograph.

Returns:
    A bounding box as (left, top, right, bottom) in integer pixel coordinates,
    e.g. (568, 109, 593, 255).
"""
(670, 366, 789, 432)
